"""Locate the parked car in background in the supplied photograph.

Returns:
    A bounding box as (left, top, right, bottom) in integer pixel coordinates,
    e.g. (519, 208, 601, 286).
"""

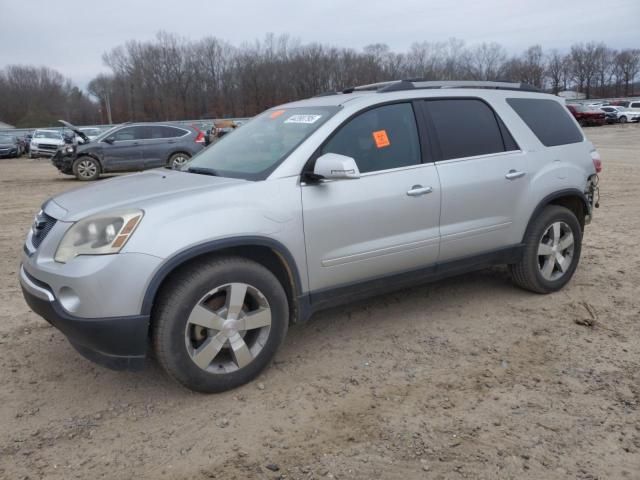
(29, 129, 65, 158)
(566, 104, 605, 126)
(0, 134, 22, 158)
(611, 100, 640, 111)
(51, 122, 205, 180)
(78, 127, 102, 143)
(204, 119, 238, 146)
(627, 100, 640, 112)
(600, 106, 640, 124)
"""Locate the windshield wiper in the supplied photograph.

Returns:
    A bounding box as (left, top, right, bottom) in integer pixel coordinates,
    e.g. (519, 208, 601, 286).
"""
(186, 166, 219, 176)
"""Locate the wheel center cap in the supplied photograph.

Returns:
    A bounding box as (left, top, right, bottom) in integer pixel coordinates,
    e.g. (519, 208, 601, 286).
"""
(222, 319, 237, 335)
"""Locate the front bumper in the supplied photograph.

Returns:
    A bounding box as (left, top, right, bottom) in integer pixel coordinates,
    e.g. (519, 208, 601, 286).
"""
(51, 151, 74, 172)
(0, 147, 18, 157)
(20, 265, 149, 370)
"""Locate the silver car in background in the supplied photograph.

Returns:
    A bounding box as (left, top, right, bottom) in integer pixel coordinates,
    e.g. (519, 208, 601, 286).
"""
(20, 80, 600, 392)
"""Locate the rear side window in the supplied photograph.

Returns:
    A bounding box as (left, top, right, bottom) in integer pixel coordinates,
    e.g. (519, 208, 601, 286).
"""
(151, 126, 187, 139)
(424, 99, 513, 161)
(631, 102, 640, 108)
(322, 103, 421, 173)
(507, 98, 583, 147)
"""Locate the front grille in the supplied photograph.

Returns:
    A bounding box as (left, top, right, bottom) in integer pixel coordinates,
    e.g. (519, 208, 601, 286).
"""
(38, 143, 59, 151)
(31, 212, 56, 249)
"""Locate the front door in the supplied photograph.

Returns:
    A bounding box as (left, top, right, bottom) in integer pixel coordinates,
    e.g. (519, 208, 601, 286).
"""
(102, 126, 145, 171)
(301, 102, 441, 294)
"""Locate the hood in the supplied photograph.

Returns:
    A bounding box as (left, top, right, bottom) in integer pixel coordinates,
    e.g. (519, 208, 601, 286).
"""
(59, 120, 89, 143)
(46, 169, 244, 221)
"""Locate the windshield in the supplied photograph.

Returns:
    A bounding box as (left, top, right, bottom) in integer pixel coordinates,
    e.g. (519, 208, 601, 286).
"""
(186, 106, 339, 180)
(81, 128, 101, 136)
(34, 131, 62, 139)
(0, 135, 14, 142)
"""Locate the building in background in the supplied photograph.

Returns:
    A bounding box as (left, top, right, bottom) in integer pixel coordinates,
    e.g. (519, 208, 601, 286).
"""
(0, 120, 15, 129)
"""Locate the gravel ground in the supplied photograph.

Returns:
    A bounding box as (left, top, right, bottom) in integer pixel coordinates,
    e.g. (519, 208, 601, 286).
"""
(1, 124, 639, 479)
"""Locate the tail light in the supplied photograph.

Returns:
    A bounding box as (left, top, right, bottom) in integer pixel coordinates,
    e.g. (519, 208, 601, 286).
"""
(590, 150, 602, 173)
(192, 125, 205, 144)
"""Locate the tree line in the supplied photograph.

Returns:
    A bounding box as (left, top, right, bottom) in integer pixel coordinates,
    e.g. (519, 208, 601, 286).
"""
(1, 33, 639, 127)
(0, 66, 99, 127)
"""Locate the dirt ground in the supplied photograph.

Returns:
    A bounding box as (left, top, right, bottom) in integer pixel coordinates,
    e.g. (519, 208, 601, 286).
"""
(1, 124, 639, 480)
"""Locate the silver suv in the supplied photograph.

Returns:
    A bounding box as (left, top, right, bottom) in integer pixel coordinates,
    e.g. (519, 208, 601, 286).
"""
(20, 80, 601, 393)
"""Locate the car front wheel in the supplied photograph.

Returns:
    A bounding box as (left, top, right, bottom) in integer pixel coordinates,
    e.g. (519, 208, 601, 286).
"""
(73, 157, 101, 181)
(152, 257, 289, 393)
(619, 116, 627, 124)
(510, 205, 582, 294)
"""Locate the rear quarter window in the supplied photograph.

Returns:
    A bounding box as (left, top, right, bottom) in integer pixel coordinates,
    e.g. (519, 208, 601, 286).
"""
(507, 98, 583, 147)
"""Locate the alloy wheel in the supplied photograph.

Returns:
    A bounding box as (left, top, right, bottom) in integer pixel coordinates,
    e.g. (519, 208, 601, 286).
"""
(77, 160, 97, 178)
(184, 283, 272, 373)
(537, 221, 575, 281)
(172, 155, 188, 169)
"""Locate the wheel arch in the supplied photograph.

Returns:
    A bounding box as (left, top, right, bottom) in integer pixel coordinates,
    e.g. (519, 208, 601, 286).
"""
(141, 237, 304, 324)
(524, 189, 589, 241)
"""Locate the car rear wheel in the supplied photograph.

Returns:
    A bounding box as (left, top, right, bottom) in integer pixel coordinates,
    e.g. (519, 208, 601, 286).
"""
(619, 116, 627, 124)
(168, 152, 190, 169)
(509, 205, 582, 294)
(73, 156, 101, 181)
(152, 257, 289, 393)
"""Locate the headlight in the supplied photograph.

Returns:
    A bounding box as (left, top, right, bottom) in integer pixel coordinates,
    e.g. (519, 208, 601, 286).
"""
(54, 209, 143, 263)
(65, 146, 74, 154)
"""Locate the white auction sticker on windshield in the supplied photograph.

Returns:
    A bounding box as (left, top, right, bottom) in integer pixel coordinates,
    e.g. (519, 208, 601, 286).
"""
(284, 114, 322, 124)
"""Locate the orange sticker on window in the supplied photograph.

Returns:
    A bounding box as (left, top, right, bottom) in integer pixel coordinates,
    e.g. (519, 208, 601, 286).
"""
(372, 130, 390, 148)
(270, 109, 286, 119)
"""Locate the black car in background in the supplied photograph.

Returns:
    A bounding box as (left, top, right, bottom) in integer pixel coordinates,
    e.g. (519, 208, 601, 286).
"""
(52, 122, 205, 180)
(0, 134, 22, 158)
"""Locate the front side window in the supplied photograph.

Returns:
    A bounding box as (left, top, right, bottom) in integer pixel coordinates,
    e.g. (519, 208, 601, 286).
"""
(112, 127, 137, 141)
(631, 102, 640, 108)
(187, 106, 339, 180)
(424, 99, 509, 160)
(321, 103, 421, 174)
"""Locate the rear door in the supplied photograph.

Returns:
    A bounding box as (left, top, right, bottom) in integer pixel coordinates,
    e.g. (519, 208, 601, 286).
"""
(102, 126, 146, 171)
(301, 102, 441, 294)
(144, 126, 190, 168)
(421, 98, 528, 261)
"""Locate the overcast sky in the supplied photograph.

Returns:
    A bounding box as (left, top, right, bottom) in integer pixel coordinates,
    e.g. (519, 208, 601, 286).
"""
(1, 0, 638, 89)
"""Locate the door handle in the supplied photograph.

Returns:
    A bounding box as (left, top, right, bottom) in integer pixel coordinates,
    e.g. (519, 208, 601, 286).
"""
(505, 170, 526, 180)
(406, 185, 433, 197)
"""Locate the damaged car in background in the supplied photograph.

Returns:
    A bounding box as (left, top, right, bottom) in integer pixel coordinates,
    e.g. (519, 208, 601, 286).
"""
(51, 121, 205, 180)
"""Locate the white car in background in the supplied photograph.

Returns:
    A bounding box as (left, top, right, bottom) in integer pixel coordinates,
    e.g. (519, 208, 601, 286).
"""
(78, 127, 101, 144)
(29, 130, 65, 158)
(601, 106, 640, 123)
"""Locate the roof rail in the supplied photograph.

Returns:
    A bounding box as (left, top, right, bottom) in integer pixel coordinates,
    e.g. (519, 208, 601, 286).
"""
(374, 79, 540, 93)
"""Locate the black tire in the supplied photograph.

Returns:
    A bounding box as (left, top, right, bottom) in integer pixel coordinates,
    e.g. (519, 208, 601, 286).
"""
(152, 257, 289, 393)
(510, 205, 582, 294)
(619, 116, 627, 124)
(72, 156, 101, 181)
(168, 152, 190, 170)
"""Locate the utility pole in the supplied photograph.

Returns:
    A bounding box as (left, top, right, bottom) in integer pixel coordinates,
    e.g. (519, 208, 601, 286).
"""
(105, 91, 113, 125)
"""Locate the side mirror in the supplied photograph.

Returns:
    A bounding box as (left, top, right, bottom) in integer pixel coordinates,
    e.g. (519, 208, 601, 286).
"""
(313, 153, 360, 180)
(103, 137, 115, 144)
